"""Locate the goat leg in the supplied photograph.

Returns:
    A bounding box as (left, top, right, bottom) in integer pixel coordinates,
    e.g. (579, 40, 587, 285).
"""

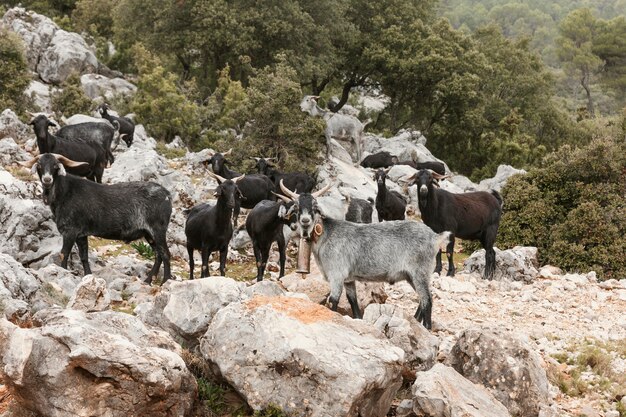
(344, 281, 361, 319)
(219, 247, 228, 276)
(76, 236, 92, 275)
(434, 249, 443, 274)
(445, 237, 455, 277)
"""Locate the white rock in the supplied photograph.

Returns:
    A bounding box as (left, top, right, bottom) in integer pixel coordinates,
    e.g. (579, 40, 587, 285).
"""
(463, 246, 539, 282)
(0, 137, 31, 165)
(24, 80, 56, 113)
(37, 30, 98, 84)
(0, 109, 30, 144)
(477, 164, 526, 193)
(80, 73, 136, 100)
(67, 275, 110, 312)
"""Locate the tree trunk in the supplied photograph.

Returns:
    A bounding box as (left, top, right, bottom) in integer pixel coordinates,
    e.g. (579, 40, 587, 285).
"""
(328, 79, 356, 112)
(581, 69, 594, 115)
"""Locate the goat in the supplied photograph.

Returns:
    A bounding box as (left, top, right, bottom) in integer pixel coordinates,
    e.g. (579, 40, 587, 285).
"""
(374, 168, 407, 221)
(407, 169, 503, 280)
(253, 157, 315, 193)
(300, 95, 369, 162)
(21, 153, 172, 285)
(397, 159, 446, 176)
(185, 172, 245, 279)
(277, 180, 450, 329)
(30, 114, 107, 183)
(56, 119, 119, 166)
(205, 149, 275, 226)
(245, 199, 298, 281)
(344, 196, 375, 223)
(360, 151, 398, 169)
(97, 103, 135, 148)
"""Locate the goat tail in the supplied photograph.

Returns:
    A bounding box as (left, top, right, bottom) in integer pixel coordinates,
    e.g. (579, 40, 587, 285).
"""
(435, 231, 453, 252)
(490, 190, 503, 209)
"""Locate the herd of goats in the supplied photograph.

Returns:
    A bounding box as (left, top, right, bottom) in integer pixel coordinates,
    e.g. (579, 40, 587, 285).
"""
(19, 96, 503, 330)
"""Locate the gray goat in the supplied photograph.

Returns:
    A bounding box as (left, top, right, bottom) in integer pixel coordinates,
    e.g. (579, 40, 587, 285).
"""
(277, 181, 451, 329)
(299, 95, 369, 162)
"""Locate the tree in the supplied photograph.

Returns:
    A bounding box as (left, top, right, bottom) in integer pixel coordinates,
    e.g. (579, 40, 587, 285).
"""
(556, 8, 603, 114)
(593, 16, 626, 104)
(0, 29, 31, 113)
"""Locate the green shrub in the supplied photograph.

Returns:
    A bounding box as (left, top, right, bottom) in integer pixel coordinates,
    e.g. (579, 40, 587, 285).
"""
(128, 44, 204, 143)
(50, 73, 93, 118)
(130, 241, 154, 260)
(0, 29, 32, 113)
(497, 134, 626, 279)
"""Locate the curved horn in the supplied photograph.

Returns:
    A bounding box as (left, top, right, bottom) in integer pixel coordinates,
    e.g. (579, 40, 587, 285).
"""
(207, 171, 228, 184)
(312, 182, 332, 198)
(402, 172, 418, 183)
(250, 157, 261, 161)
(51, 153, 89, 168)
(232, 174, 245, 184)
(279, 179, 299, 201)
(267, 157, 277, 161)
(272, 191, 292, 203)
(310, 95, 320, 100)
(19, 155, 42, 168)
(430, 170, 450, 181)
(222, 148, 233, 156)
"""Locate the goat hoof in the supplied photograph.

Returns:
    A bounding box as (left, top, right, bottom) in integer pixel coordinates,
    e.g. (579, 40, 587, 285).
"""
(143, 276, 153, 285)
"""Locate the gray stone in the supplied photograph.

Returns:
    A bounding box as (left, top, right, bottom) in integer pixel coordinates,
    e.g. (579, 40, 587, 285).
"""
(477, 165, 526, 193)
(200, 295, 404, 417)
(363, 303, 439, 372)
(0, 137, 31, 165)
(463, 246, 539, 282)
(0, 109, 30, 143)
(244, 280, 286, 298)
(24, 80, 55, 113)
(362, 132, 445, 169)
(80, 73, 136, 100)
(36, 30, 98, 84)
(0, 308, 196, 417)
(67, 275, 110, 312)
(447, 327, 551, 417)
(411, 363, 511, 417)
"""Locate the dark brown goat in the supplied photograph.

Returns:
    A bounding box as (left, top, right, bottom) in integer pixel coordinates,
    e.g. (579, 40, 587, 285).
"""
(408, 169, 502, 280)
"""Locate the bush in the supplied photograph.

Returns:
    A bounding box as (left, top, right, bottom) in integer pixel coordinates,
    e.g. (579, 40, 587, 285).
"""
(211, 59, 325, 175)
(128, 44, 204, 143)
(0, 29, 31, 113)
(497, 133, 626, 279)
(50, 73, 93, 118)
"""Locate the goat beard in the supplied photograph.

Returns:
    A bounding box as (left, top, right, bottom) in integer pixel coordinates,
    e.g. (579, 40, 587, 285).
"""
(42, 188, 51, 205)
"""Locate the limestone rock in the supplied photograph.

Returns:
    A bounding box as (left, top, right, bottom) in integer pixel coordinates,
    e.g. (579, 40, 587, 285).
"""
(0, 308, 196, 417)
(363, 131, 444, 168)
(463, 246, 539, 282)
(0, 137, 31, 165)
(200, 296, 404, 417)
(67, 275, 110, 312)
(447, 327, 551, 417)
(363, 303, 439, 372)
(136, 277, 246, 347)
(24, 80, 55, 113)
(80, 73, 137, 100)
(0, 109, 30, 143)
(410, 363, 511, 417)
(477, 165, 526, 193)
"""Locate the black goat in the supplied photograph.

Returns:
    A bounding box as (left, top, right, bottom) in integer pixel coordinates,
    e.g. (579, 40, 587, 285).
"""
(97, 103, 135, 148)
(253, 157, 315, 193)
(56, 120, 118, 166)
(360, 151, 398, 169)
(245, 199, 297, 281)
(396, 159, 446, 176)
(22, 153, 172, 285)
(344, 196, 375, 223)
(205, 149, 275, 226)
(408, 169, 503, 280)
(374, 168, 407, 221)
(30, 115, 107, 183)
(185, 172, 245, 279)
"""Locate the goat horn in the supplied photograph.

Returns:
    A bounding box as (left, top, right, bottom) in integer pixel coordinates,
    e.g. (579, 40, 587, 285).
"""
(430, 170, 450, 181)
(222, 148, 233, 156)
(19, 155, 42, 169)
(310, 95, 320, 100)
(207, 171, 228, 184)
(232, 174, 245, 184)
(279, 179, 300, 200)
(272, 192, 292, 203)
(312, 182, 332, 198)
(51, 153, 89, 168)
(250, 157, 261, 161)
(402, 173, 417, 183)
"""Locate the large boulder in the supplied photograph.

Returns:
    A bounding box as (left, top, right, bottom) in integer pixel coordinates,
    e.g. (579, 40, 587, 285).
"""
(135, 277, 246, 347)
(407, 363, 511, 417)
(24, 80, 56, 113)
(0, 253, 41, 321)
(447, 327, 551, 417)
(0, 308, 197, 417)
(200, 296, 404, 417)
(477, 165, 526, 192)
(280, 258, 387, 318)
(363, 303, 439, 373)
(363, 131, 442, 167)
(2, 7, 99, 84)
(463, 246, 539, 282)
(0, 109, 30, 143)
(0, 137, 31, 165)
(80, 74, 137, 100)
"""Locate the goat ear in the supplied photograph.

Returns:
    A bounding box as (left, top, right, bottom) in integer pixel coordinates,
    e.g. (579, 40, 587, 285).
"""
(57, 162, 67, 176)
(278, 205, 287, 218)
(48, 120, 58, 128)
(30, 163, 38, 175)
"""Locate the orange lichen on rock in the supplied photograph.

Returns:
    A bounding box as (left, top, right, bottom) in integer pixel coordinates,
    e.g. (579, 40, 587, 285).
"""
(245, 296, 338, 324)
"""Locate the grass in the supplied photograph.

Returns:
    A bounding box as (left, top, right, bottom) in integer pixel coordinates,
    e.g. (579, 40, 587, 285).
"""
(130, 241, 155, 260)
(548, 338, 626, 399)
(156, 142, 187, 160)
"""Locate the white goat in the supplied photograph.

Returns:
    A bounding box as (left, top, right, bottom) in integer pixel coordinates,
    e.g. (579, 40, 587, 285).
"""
(300, 95, 369, 162)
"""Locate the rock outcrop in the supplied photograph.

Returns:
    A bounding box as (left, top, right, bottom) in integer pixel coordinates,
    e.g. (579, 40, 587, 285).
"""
(463, 246, 539, 282)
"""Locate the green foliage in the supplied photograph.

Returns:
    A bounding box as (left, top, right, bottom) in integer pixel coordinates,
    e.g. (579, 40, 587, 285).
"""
(593, 16, 626, 104)
(498, 132, 626, 279)
(50, 73, 93, 118)
(253, 404, 289, 417)
(72, 0, 116, 38)
(0, 29, 31, 113)
(211, 60, 325, 175)
(197, 377, 227, 414)
(130, 241, 154, 260)
(128, 44, 204, 143)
